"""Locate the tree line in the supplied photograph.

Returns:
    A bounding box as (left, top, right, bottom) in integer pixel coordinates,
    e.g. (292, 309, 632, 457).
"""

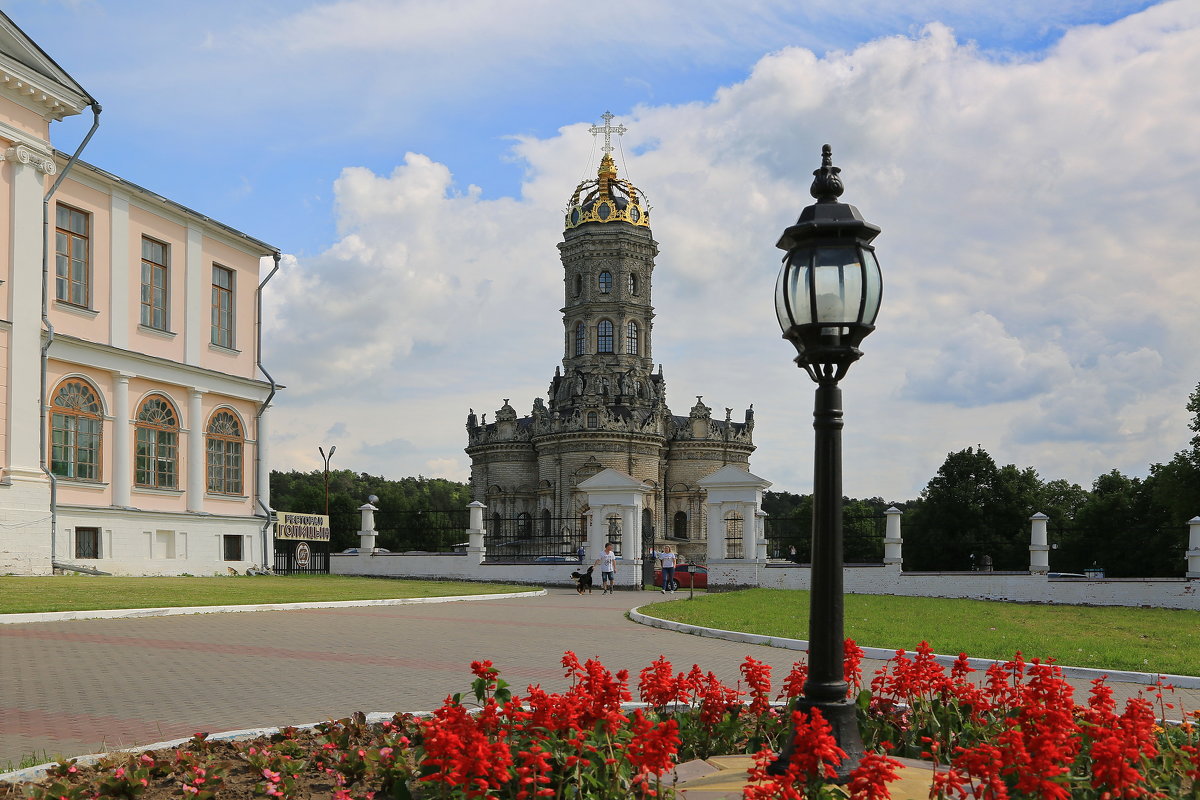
(270, 470, 472, 551)
(764, 382, 1200, 577)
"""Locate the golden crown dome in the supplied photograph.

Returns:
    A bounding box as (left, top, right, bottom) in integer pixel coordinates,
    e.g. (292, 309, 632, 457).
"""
(564, 153, 651, 231)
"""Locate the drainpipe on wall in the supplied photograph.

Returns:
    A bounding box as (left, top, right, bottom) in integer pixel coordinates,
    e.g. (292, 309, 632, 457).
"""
(39, 102, 101, 572)
(255, 252, 281, 568)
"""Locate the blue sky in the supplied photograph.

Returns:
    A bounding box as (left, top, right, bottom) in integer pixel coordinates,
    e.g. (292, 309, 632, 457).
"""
(12, 1, 1200, 502)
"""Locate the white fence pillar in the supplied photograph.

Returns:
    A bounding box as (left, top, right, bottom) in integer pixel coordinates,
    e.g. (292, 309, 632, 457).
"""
(1029, 512, 1050, 575)
(1187, 516, 1200, 579)
(358, 502, 378, 553)
(883, 506, 903, 566)
(467, 501, 486, 562)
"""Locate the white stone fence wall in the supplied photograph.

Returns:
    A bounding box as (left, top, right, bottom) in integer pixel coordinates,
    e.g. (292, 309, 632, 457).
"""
(331, 490, 1200, 609)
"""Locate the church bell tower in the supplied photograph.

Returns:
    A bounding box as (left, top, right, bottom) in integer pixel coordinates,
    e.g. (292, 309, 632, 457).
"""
(550, 113, 662, 416)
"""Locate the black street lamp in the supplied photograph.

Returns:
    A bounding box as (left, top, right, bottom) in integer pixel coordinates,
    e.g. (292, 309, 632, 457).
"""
(768, 145, 882, 780)
(319, 445, 336, 517)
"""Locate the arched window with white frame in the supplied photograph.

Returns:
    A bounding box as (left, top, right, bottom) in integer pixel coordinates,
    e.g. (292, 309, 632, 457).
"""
(206, 409, 244, 495)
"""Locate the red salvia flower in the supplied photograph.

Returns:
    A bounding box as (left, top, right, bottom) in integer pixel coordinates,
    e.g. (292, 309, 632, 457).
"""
(846, 751, 902, 800)
(844, 638, 865, 695)
(778, 660, 808, 701)
(740, 656, 773, 716)
(625, 710, 681, 776)
(638, 655, 679, 708)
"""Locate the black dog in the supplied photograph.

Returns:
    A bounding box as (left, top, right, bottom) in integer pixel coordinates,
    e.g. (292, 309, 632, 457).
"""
(570, 566, 594, 595)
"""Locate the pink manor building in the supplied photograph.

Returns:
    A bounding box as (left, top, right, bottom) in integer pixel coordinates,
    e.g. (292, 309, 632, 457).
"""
(0, 12, 280, 575)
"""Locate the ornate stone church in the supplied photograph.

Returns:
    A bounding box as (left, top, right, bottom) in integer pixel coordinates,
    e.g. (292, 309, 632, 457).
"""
(465, 116, 755, 557)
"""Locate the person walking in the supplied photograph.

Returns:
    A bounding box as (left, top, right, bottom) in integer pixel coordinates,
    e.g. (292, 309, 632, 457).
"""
(595, 542, 617, 594)
(651, 544, 678, 593)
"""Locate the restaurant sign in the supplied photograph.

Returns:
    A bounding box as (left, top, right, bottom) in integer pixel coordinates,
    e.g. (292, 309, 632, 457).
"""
(275, 512, 331, 541)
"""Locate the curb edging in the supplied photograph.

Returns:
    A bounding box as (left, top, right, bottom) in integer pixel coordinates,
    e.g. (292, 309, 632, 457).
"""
(0, 590, 547, 625)
(628, 606, 1200, 690)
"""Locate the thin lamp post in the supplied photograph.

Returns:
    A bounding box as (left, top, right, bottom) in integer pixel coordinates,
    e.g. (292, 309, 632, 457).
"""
(319, 445, 336, 517)
(768, 145, 883, 780)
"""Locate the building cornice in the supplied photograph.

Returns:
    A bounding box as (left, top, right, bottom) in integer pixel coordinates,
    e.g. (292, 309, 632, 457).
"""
(0, 60, 88, 121)
(47, 333, 277, 402)
(57, 504, 264, 523)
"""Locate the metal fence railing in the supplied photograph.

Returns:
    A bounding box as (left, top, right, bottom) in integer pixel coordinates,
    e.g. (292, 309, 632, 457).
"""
(331, 509, 470, 553)
(724, 515, 744, 559)
(765, 513, 885, 564)
(483, 516, 586, 563)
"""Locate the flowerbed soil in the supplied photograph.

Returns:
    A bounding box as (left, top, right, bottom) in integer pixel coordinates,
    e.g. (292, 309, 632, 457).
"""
(0, 733, 347, 800)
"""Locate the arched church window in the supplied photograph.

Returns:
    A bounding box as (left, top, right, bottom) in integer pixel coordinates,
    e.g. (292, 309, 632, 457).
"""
(517, 512, 532, 536)
(135, 394, 179, 489)
(597, 320, 613, 353)
(491, 512, 501, 534)
(575, 322, 586, 356)
(50, 378, 103, 481)
(628, 273, 637, 295)
(673, 511, 688, 539)
(598, 271, 612, 294)
(541, 508, 552, 536)
(627, 321, 639, 355)
(587, 411, 599, 429)
(574, 274, 582, 296)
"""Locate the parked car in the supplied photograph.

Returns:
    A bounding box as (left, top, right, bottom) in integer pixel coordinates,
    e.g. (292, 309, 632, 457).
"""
(339, 547, 390, 554)
(654, 565, 707, 589)
(533, 555, 573, 563)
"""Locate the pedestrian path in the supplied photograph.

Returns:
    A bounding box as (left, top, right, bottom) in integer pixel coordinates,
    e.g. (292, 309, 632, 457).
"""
(2, 588, 1196, 772)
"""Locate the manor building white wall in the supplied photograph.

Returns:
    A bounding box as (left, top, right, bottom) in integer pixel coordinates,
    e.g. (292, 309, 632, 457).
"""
(0, 13, 279, 575)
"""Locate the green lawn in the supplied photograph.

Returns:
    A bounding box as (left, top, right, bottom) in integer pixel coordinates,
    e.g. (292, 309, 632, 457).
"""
(646, 589, 1200, 677)
(0, 575, 534, 615)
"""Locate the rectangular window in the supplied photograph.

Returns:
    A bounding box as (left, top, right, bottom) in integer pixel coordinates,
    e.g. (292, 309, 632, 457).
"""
(135, 427, 178, 488)
(75, 527, 101, 559)
(50, 412, 101, 480)
(207, 437, 243, 495)
(140, 237, 169, 330)
(223, 534, 243, 561)
(211, 265, 234, 348)
(55, 204, 90, 307)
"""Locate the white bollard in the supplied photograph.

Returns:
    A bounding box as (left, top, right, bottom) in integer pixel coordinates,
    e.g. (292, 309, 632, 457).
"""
(467, 501, 487, 561)
(358, 502, 378, 554)
(883, 506, 903, 566)
(1029, 512, 1050, 574)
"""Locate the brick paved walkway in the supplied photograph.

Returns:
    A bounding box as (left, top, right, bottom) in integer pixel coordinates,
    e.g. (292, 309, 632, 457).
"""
(3, 589, 1198, 768)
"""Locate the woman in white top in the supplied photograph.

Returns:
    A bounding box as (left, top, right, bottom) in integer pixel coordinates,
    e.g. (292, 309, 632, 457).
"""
(595, 542, 618, 594)
(652, 545, 678, 593)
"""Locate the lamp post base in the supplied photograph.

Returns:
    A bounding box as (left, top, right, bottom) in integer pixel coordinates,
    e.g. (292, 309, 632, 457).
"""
(766, 696, 865, 781)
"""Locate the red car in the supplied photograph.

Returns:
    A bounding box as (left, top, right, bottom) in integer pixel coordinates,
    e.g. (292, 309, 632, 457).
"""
(653, 565, 707, 589)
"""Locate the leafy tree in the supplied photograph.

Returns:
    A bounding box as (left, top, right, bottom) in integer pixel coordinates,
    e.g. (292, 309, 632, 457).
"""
(903, 447, 1042, 571)
(1066, 470, 1181, 577)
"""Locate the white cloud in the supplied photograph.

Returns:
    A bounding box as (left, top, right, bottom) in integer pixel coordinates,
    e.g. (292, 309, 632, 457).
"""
(264, 1, 1200, 499)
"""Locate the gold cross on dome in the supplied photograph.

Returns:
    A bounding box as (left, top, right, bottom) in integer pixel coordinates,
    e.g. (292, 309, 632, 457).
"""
(589, 111, 627, 153)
